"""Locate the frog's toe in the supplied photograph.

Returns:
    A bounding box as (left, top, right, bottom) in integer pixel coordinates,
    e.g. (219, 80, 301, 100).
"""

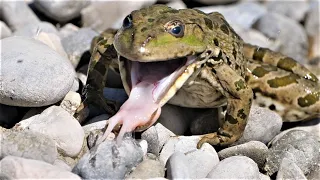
(197, 133, 221, 149)
(197, 131, 238, 149)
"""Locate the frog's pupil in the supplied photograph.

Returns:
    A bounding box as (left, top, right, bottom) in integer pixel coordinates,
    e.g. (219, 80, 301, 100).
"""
(123, 15, 132, 29)
(171, 26, 181, 34)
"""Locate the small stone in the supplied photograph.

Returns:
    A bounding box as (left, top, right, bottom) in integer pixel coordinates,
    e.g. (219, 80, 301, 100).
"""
(60, 91, 81, 116)
(0, 156, 81, 179)
(264, 130, 320, 176)
(166, 152, 190, 179)
(17, 106, 85, 157)
(81, 0, 157, 31)
(0, 36, 75, 107)
(33, 32, 68, 58)
(218, 141, 268, 169)
(72, 137, 143, 179)
(0, 1, 40, 31)
(53, 159, 72, 171)
(127, 156, 165, 179)
(137, 139, 148, 156)
(266, 1, 309, 22)
(61, 27, 98, 67)
(166, 0, 187, 9)
(141, 123, 175, 155)
(33, 0, 90, 22)
(254, 13, 308, 63)
(234, 106, 282, 145)
(13, 22, 59, 37)
(276, 157, 307, 180)
(207, 156, 260, 179)
(0, 21, 12, 39)
(59, 23, 79, 39)
(0, 131, 57, 164)
(0, 104, 19, 128)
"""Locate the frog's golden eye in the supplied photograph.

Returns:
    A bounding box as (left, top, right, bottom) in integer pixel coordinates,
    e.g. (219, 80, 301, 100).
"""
(165, 20, 184, 38)
(122, 14, 133, 29)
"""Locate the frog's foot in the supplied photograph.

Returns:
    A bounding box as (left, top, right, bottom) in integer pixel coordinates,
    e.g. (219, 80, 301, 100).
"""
(197, 130, 238, 148)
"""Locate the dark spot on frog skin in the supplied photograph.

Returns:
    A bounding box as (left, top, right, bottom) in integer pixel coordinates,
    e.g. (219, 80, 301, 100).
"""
(141, 27, 148, 32)
(234, 79, 246, 91)
(204, 18, 213, 30)
(213, 38, 219, 46)
(220, 24, 229, 35)
(162, 9, 179, 14)
(298, 92, 320, 107)
(267, 74, 299, 88)
(148, 18, 154, 22)
(218, 129, 233, 138)
(225, 113, 238, 124)
(232, 47, 237, 60)
(269, 104, 276, 110)
(252, 88, 277, 99)
(237, 109, 247, 119)
(277, 57, 297, 72)
(253, 47, 268, 61)
(252, 66, 270, 77)
(17, 59, 23, 63)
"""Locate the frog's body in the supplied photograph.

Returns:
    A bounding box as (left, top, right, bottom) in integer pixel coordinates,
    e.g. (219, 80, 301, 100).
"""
(77, 5, 320, 148)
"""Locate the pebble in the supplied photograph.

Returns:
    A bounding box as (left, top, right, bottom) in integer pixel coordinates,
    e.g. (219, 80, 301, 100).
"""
(254, 13, 308, 63)
(59, 23, 80, 39)
(234, 106, 282, 145)
(218, 141, 268, 169)
(0, 1, 40, 31)
(81, 0, 157, 31)
(53, 159, 72, 171)
(0, 36, 75, 107)
(13, 22, 58, 37)
(166, 152, 191, 179)
(0, 156, 81, 179)
(0, 104, 19, 128)
(61, 27, 98, 67)
(0, 130, 57, 164)
(17, 106, 85, 157)
(264, 130, 320, 176)
(0, 21, 12, 39)
(141, 123, 175, 155)
(266, 0, 309, 22)
(276, 157, 307, 180)
(72, 137, 143, 179)
(33, 0, 90, 22)
(206, 156, 260, 179)
(33, 32, 68, 58)
(127, 155, 165, 179)
(60, 91, 81, 116)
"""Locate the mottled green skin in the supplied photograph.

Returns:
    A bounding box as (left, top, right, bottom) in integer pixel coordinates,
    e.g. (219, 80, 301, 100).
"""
(77, 5, 320, 148)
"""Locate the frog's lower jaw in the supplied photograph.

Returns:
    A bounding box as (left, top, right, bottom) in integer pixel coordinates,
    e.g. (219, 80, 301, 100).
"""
(98, 55, 200, 144)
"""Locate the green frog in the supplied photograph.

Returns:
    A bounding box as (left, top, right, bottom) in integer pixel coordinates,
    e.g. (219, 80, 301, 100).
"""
(77, 5, 320, 148)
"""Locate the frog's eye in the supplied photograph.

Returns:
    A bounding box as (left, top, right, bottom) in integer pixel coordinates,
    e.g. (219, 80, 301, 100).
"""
(165, 20, 184, 38)
(122, 14, 133, 29)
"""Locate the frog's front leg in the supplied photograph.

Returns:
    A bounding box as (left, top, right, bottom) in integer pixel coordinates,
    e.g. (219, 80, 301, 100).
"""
(197, 61, 253, 148)
(75, 31, 119, 122)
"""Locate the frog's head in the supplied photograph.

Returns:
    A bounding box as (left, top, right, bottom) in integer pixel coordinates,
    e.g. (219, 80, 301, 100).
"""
(114, 4, 209, 61)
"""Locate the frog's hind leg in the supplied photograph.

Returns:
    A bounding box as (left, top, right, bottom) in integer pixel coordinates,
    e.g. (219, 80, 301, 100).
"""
(197, 62, 253, 148)
(244, 44, 320, 121)
(75, 30, 119, 123)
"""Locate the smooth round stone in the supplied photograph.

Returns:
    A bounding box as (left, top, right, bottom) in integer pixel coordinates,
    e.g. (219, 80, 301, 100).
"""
(33, 0, 90, 22)
(0, 36, 75, 107)
(166, 152, 191, 179)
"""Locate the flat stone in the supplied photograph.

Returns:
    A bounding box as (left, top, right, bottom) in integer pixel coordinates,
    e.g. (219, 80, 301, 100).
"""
(72, 137, 143, 179)
(0, 156, 81, 179)
(0, 36, 75, 107)
(17, 106, 85, 157)
(0, 21, 12, 39)
(264, 130, 320, 176)
(207, 156, 260, 179)
(33, 0, 90, 22)
(0, 130, 57, 164)
(218, 141, 268, 169)
(0, 1, 40, 31)
(234, 106, 282, 145)
(254, 13, 308, 63)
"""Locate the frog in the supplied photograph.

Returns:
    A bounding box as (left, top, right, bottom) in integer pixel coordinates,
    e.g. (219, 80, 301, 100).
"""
(76, 5, 320, 148)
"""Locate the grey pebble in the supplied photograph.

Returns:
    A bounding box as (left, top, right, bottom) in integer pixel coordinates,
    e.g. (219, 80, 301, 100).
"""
(234, 106, 282, 145)
(266, 1, 309, 22)
(17, 106, 85, 157)
(166, 152, 190, 179)
(72, 137, 143, 179)
(0, 130, 57, 164)
(33, 0, 90, 22)
(127, 155, 165, 179)
(218, 141, 268, 169)
(206, 156, 260, 179)
(0, 156, 81, 179)
(276, 157, 307, 180)
(61, 27, 98, 67)
(59, 23, 80, 39)
(0, 21, 12, 39)
(0, 36, 75, 107)
(59, 91, 81, 116)
(264, 130, 320, 176)
(254, 13, 308, 63)
(0, 1, 40, 31)
(13, 22, 58, 37)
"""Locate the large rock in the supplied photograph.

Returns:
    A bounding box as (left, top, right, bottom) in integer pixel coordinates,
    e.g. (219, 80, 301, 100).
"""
(0, 36, 75, 107)
(33, 0, 90, 22)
